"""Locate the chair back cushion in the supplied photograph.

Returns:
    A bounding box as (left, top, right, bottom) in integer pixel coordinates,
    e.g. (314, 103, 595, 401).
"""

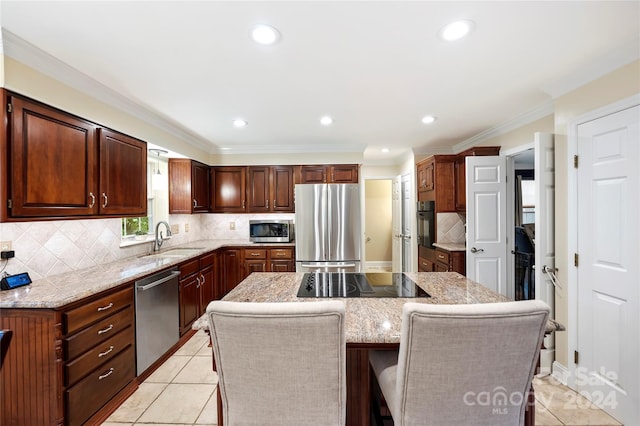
(395, 300, 549, 426)
(207, 300, 346, 426)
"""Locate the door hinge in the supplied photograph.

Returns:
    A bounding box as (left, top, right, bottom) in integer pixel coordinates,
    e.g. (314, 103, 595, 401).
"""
(574, 253, 579, 267)
(7, 103, 12, 113)
(574, 350, 579, 364)
(574, 155, 579, 168)
(7, 199, 12, 209)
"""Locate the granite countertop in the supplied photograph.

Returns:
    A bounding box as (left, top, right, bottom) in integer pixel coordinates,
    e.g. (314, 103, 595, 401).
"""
(0, 240, 294, 309)
(192, 272, 563, 343)
(433, 242, 466, 252)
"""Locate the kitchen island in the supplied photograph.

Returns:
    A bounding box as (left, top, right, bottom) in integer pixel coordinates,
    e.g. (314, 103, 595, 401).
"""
(194, 271, 554, 426)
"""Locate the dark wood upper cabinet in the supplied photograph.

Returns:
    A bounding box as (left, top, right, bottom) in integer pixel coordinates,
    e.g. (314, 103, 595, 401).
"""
(8, 95, 99, 217)
(169, 159, 210, 214)
(4, 91, 147, 220)
(416, 155, 456, 211)
(210, 166, 246, 212)
(247, 165, 294, 213)
(298, 164, 359, 184)
(98, 128, 147, 216)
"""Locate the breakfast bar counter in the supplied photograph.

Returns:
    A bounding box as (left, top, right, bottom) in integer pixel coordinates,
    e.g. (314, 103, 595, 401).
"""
(193, 272, 557, 426)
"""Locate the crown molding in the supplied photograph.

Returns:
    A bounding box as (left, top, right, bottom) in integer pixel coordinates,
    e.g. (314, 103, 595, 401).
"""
(542, 37, 640, 99)
(215, 143, 367, 155)
(2, 29, 213, 153)
(452, 100, 554, 154)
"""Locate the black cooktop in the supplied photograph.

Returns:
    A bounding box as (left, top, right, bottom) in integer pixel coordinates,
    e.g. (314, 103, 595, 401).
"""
(297, 272, 430, 298)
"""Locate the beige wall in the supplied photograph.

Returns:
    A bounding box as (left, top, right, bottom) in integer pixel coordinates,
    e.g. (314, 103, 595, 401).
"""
(553, 60, 640, 368)
(478, 115, 554, 151)
(364, 179, 392, 262)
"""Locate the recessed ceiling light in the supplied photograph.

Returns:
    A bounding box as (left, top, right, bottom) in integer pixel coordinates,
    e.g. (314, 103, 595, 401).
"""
(320, 116, 333, 126)
(421, 115, 437, 124)
(381, 148, 390, 153)
(251, 24, 280, 45)
(233, 119, 248, 128)
(439, 20, 474, 41)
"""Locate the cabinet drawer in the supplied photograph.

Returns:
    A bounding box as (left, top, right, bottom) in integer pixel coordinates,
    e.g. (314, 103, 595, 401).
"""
(65, 326, 134, 387)
(244, 249, 267, 259)
(65, 306, 134, 361)
(200, 252, 215, 268)
(65, 345, 135, 426)
(180, 258, 200, 278)
(435, 250, 450, 265)
(418, 256, 435, 272)
(270, 248, 293, 259)
(63, 287, 133, 335)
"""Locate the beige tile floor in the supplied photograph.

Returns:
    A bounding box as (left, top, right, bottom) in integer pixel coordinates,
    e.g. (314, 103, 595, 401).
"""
(102, 331, 622, 426)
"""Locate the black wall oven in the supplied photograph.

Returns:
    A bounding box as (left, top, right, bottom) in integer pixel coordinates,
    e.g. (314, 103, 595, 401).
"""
(417, 201, 435, 249)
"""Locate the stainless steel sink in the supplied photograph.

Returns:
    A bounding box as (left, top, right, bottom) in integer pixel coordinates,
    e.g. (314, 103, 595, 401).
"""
(144, 248, 205, 259)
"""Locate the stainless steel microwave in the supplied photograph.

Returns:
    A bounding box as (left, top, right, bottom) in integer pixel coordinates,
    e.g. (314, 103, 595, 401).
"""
(249, 220, 294, 243)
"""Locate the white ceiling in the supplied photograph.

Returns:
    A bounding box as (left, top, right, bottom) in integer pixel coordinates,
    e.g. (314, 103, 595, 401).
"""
(2, 1, 639, 163)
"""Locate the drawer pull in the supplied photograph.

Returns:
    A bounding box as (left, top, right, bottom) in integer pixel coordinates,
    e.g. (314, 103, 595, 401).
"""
(98, 368, 114, 380)
(422, 262, 428, 267)
(251, 253, 260, 256)
(98, 346, 114, 358)
(97, 302, 114, 312)
(438, 255, 445, 259)
(98, 324, 114, 335)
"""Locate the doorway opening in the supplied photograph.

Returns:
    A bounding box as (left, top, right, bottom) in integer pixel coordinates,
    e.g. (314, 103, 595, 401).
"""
(363, 179, 393, 272)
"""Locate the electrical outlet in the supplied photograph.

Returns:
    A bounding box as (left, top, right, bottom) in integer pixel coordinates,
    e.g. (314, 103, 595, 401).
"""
(229, 221, 236, 230)
(0, 241, 12, 251)
(184, 223, 190, 232)
(170, 224, 179, 234)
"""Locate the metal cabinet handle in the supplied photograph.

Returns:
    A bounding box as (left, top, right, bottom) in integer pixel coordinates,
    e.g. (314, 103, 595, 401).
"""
(251, 253, 260, 257)
(437, 254, 445, 259)
(266, 200, 269, 209)
(242, 200, 245, 209)
(196, 276, 201, 288)
(98, 346, 114, 358)
(470, 247, 484, 253)
(200, 274, 205, 285)
(273, 199, 276, 208)
(88, 192, 96, 208)
(193, 199, 197, 208)
(98, 324, 114, 335)
(102, 193, 108, 208)
(97, 302, 113, 312)
(98, 368, 114, 380)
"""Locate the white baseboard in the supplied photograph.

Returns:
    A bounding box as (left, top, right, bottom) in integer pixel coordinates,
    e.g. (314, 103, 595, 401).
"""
(364, 261, 392, 271)
(552, 361, 569, 386)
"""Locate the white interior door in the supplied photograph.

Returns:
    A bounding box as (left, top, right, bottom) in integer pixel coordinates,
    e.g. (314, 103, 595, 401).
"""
(534, 132, 555, 373)
(391, 176, 402, 272)
(466, 156, 507, 295)
(576, 105, 639, 424)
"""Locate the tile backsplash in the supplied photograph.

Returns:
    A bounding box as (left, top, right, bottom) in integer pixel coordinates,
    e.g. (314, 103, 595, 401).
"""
(437, 212, 466, 244)
(0, 213, 294, 280)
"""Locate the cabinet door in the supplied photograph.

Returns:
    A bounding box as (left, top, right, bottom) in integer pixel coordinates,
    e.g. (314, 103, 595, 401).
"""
(192, 161, 210, 212)
(245, 260, 267, 276)
(247, 166, 270, 212)
(198, 266, 215, 314)
(168, 158, 192, 213)
(222, 249, 243, 295)
(435, 263, 449, 272)
(455, 156, 466, 212)
(179, 276, 200, 334)
(271, 166, 294, 211)
(270, 260, 294, 272)
(98, 129, 147, 216)
(210, 167, 246, 212)
(9, 96, 99, 217)
(299, 165, 327, 183)
(329, 164, 358, 183)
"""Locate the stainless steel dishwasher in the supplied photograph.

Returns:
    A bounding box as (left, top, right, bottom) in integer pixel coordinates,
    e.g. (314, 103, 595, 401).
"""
(135, 268, 180, 375)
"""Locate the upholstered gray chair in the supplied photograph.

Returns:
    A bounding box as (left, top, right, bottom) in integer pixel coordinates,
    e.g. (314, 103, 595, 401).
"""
(206, 300, 346, 426)
(369, 300, 549, 426)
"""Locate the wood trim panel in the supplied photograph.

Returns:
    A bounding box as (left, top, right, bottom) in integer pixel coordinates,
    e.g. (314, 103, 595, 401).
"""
(0, 309, 63, 425)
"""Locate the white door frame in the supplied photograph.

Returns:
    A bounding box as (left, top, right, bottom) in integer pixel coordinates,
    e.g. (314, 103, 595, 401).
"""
(502, 143, 535, 301)
(566, 93, 640, 389)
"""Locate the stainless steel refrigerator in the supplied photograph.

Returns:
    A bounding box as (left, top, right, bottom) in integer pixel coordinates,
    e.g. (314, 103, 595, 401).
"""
(295, 183, 362, 272)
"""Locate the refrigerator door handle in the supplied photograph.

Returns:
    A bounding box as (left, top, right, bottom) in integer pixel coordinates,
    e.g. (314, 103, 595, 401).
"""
(300, 263, 357, 268)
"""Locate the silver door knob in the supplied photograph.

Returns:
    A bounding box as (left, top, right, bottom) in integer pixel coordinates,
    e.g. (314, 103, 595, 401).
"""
(470, 247, 484, 253)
